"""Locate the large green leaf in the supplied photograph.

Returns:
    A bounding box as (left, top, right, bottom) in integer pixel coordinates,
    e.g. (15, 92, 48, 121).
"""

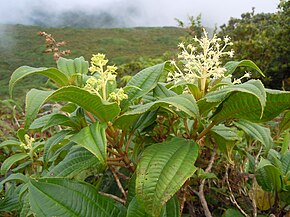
(29, 178, 126, 217)
(70, 122, 107, 165)
(0, 173, 28, 192)
(43, 130, 71, 163)
(256, 159, 282, 192)
(136, 138, 198, 216)
(224, 60, 264, 76)
(206, 80, 266, 114)
(281, 152, 290, 176)
(57, 56, 89, 77)
(1, 153, 29, 175)
(234, 120, 273, 150)
(0, 140, 21, 149)
(122, 63, 167, 108)
(115, 94, 199, 129)
(210, 125, 240, 161)
(126, 196, 180, 217)
(25, 89, 54, 129)
(48, 146, 103, 178)
(42, 113, 80, 131)
(9, 66, 69, 97)
(259, 89, 290, 122)
(25, 86, 120, 128)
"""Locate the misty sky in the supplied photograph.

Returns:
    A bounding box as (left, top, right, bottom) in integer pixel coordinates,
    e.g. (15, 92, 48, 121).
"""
(0, 0, 280, 27)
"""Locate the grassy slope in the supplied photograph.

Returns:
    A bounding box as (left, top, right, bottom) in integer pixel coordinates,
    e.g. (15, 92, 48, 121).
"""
(0, 24, 186, 98)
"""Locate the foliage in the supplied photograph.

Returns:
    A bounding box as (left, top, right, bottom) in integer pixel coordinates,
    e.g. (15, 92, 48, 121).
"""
(0, 30, 290, 217)
(0, 25, 185, 98)
(218, 2, 290, 90)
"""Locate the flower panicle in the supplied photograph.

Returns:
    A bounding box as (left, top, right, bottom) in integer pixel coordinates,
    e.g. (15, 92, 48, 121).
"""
(84, 53, 128, 104)
(168, 29, 234, 85)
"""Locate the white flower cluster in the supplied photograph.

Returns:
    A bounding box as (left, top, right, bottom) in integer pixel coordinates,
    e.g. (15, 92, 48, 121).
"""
(168, 29, 234, 84)
(20, 134, 35, 151)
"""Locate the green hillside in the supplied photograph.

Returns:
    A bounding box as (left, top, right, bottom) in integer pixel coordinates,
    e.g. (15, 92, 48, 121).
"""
(0, 24, 186, 98)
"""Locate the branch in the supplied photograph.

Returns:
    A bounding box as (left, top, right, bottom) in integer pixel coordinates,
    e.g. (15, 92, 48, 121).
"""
(252, 146, 263, 217)
(197, 121, 217, 140)
(111, 167, 127, 199)
(225, 165, 249, 217)
(198, 147, 217, 217)
(98, 192, 126, 204)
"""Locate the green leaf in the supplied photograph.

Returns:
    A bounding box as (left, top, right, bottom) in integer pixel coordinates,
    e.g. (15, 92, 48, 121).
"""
(126, 197, 150, 217)
(136, 138, 198, 216)
(9, 66, 69, 97)
(281, 152, 290, 176)
(42, 114, 79, 131)
(234, 120, 273, 150)
(0, 173, 28, 192)
(25, 89, 54, 129)
(259, 89, 290, 122)
(1, 153, 29, 175)
(256, 162, 282, 192)
(210, 125, 239, 162)
(126, 196, 180, 217)
(122, 63, 167, 108)
(0, 140, 21, 149)
(43, 130, 71, 163)
(115, 94, 199, 130)
(222, 208, 244, 217)
(70, 122, 107, 165)
(48, 147, 103, 178)
(153, 83, 176, 99)
(207, 80, 266, 120)
(29, 113, 54, 129)
(57, 56, 89, 77)
(279, 111, 290, 133)
(25, 86, 120, 128)
(159, 195, 180, 217)
(224, 60, 264, 76)
(29, 178, 126, 217)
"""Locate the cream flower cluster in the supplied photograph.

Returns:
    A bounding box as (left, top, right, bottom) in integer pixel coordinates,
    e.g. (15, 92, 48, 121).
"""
(85, 53, 128, 103)
(168, 29, 234, 84)
(20, 134, 35, 151)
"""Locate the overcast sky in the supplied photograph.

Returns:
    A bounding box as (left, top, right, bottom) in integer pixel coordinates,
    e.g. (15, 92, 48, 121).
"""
(0, 0, 280, 27)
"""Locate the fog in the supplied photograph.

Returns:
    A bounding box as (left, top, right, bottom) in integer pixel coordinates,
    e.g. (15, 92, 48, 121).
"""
(0, 0, 279, 28)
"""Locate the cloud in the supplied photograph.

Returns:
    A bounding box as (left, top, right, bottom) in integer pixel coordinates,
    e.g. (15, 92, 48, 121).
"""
(0, 0, 279, 27)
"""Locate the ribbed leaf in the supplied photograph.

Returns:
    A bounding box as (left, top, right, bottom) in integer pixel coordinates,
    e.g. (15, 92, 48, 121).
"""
(48, 147, 103, 178)
(210, 125, 239, 161)
(9, 66, 69, 97)
(136, 138, 198, 216)
(29, 113, 54, 129)
(281, 152, 290, 176)
(234, 120, 273, 149)
(126, 196, 180, 217)
(29, 178, 126, 217)
(115, 94, 199, 129)
(0, 173, 28, 192)
(70, 122, 107, 165)
(1, 153, 29, 175)
(25, 86, 120, 128)
(224, 60, 264, 76)
(42, 114, 79, 131)
(122, 63, 167, 108)
(0, 140, 21, 149)
(25, 89, 54, 129)
(153, 83, 176, 99)
(256, 160, 282, 192)
(43, 130, 71, 163)
(279, 111, 290, 134)
(259, 89, 290, 122)
(57, 56, 89, 77)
